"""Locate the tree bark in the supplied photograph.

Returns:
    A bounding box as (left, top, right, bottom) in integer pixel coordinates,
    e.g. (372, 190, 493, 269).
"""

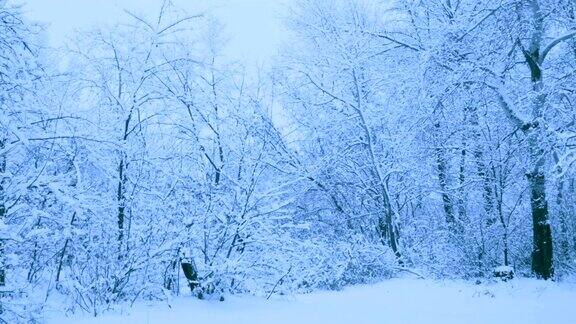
(117, 157, 126, 252)
(0, 139, 6, 287)
(179, 249, 199, 294)
(465, 105, 495, 222)
(351, 69, 402, 261)
(527, 172, 553, 279)
(56, 212, 77, 283)
(434, 126, 456, 225)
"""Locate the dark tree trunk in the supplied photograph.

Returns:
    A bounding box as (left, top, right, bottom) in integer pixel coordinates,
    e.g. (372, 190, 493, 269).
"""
(117, 158, 127, 253)
(457, 145, 467, 225)
(56, 212, 76, 283)
(385, 209, 402, 262)
(117, 110, 132, 255)
(163, 257, 179, 293)
(181, 259, 199, 293)
(377, 188, 402, 264)
(433, 122, 456, 226)
(527, 172, 553, 279)
(521, 4, 554, 279)
(436, 147, 456, 225)
(496, 186, 510, 266)
(556, 180, 571, 263)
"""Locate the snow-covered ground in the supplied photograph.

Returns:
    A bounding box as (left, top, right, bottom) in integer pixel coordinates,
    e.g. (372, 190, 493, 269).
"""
(48, 278, 576, 324)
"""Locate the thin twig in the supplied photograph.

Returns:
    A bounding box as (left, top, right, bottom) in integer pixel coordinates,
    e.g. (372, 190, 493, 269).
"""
(267, 266, 292, 300)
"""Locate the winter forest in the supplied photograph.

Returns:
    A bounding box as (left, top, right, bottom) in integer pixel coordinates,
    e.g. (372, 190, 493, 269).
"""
(1, 0, 576, 322)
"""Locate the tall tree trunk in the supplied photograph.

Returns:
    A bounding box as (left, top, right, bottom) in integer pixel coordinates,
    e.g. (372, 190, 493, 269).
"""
(56, 212, 77, 283)
(520, 0, 554, 278)
(465, 105, 495, 222)
(525, 35, 552, 276)
(0, 139, 6, 287)
(117, 157, 127, 254)
(432, 104, 457, 227)
(555, 180, 571, 263)
(352, 69, 402, 261)
(494, 171, 510, 266)
(571, 180, 576, 255)
(457, 144, 467, 226)
(527, 171, 553, 279)
(434, 127, 456, 225)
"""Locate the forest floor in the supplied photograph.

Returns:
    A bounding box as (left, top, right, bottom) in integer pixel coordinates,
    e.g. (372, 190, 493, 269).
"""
(47, 277, 576, 324)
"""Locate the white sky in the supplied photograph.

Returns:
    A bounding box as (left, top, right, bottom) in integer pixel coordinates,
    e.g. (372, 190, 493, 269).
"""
(20, 0, 288, 65)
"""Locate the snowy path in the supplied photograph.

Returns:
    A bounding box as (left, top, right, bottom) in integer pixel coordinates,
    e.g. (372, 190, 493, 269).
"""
(48, 278, 576, 324)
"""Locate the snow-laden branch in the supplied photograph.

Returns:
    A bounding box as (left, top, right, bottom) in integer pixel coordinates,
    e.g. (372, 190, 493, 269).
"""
(539, 31, 576, 64)
(360, 30, 422, 52)
(482, 82, 526, 129)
